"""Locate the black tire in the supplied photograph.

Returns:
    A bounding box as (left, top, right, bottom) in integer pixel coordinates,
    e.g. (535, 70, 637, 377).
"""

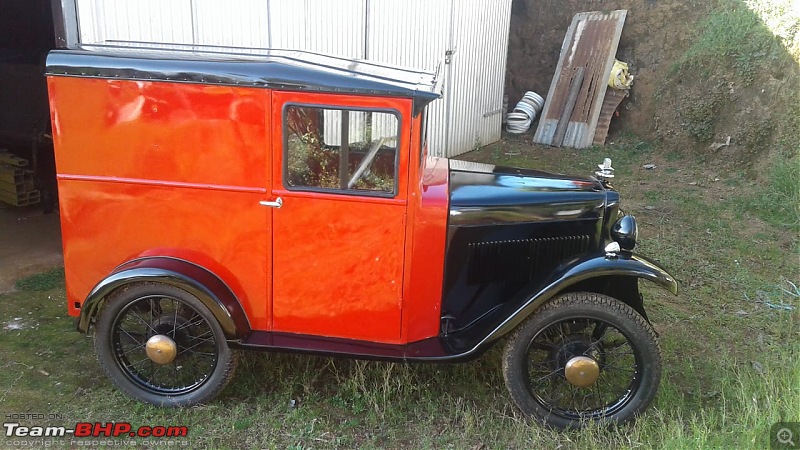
(94, 282, 238, 406)
(502, 292, 661, 429)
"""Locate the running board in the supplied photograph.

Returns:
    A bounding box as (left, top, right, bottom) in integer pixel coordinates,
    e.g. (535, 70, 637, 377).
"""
(232, 331, 483, 362)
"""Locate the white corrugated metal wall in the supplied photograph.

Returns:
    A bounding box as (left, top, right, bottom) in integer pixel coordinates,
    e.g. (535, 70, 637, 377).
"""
(74, 0, 512, 157)
(193, 0, 270, 48)
(447, 0, 513, 153)
(365, 0, 453, 155)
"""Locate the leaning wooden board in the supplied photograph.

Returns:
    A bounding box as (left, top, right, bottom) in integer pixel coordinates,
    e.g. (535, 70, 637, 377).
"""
(533, 10, 627, 148)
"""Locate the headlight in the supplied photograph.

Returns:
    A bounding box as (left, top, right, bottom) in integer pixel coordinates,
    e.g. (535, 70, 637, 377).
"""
(611, 215, 638, 251)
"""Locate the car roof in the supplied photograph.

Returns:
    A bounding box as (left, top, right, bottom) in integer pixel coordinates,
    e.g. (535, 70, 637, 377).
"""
(46, 42, 442, 114)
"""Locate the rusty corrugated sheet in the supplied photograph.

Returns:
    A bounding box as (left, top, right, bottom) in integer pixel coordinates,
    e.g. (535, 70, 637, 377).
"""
(533, 10, 627, 148)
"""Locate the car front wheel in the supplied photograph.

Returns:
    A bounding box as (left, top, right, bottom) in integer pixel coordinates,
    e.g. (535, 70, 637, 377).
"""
(502, 292, 661, 429)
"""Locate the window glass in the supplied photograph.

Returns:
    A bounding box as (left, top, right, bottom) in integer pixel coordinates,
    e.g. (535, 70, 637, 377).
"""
(284, 106, 399, 194)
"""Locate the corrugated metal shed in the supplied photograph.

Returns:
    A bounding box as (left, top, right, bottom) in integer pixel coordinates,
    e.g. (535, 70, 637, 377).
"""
(365, 0, 453, 154)
(447, 0, 513, 154)
(72, 0, 512, 158)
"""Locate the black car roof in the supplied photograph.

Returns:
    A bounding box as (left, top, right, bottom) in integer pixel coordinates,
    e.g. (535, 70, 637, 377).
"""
(46, 42, 442, 114)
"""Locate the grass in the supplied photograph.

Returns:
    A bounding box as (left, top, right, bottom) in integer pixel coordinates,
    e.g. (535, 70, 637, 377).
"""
(675, 0, 798, 81)
(667, 0, 800, 155)
(13, 267, 65, 292)
(746, 153, 800, 231)
(1, 136, 798, 449)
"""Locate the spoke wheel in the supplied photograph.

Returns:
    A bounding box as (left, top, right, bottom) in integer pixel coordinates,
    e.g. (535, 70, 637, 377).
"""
(502, 292, 661, 429)
(94, 283, 237, 406)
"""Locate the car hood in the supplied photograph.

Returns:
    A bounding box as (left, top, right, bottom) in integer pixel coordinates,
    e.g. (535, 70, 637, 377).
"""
(448, 160, 608, 226)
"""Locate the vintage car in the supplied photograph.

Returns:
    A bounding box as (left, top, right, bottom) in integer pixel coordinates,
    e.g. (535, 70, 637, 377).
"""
(45, 43, 677, 429)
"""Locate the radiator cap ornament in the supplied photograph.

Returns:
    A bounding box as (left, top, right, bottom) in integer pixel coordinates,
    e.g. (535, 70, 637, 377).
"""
(595, 157, 615, 181)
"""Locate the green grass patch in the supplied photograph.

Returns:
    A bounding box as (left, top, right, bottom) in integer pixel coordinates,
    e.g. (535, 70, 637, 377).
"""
(745, 153, 800, 231)
(676, 0, 796, 81)
(680, 94, 724, 143)
(667, 0, 800, 150)
(14, 267, 65, 291)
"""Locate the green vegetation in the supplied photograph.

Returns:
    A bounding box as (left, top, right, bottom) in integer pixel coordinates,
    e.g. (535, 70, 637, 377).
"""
(747, 153, 800, 231)
(14, 267, 65, 291)
(680, 94, 723, 143)
(676, 0, 798, 81)
(670, 0, 800, 156)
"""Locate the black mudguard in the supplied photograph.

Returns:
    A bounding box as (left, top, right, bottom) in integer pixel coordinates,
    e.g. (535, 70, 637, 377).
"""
(445, 252, 677, 358)
(77, 257, 250, 340)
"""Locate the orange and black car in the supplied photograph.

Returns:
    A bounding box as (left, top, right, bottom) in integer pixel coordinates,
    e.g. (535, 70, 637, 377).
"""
(46, 43, 676, 429)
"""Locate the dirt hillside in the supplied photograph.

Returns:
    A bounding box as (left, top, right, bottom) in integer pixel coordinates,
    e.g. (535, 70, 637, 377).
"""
(505, 0, 800, 175)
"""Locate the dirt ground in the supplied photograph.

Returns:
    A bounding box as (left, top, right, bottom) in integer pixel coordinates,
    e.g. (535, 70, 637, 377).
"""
(0, 204, 62, 293)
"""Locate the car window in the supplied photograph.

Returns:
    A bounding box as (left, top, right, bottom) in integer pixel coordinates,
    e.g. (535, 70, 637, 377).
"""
(284, 105, 399, 195)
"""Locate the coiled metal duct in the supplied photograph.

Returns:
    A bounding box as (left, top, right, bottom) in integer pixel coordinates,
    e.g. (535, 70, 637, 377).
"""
(506, 91, 544, 134)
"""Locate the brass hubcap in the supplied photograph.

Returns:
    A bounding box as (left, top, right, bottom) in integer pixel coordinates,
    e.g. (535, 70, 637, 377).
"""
(564, 356, 600, 387)
(145, 334, 178, 365)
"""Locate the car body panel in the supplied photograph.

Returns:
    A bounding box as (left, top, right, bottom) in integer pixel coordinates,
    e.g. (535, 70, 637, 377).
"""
(442, 161, 608, 332)
(442, 252, 678, 356)
(401, 154, 449, 342)
(47, 49, 449, 345)
(268, 91, 413, 343)
(48, 75, 272, 329)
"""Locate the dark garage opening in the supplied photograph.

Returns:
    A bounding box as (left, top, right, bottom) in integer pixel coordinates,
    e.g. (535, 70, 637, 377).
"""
(0, 0, 64, 292)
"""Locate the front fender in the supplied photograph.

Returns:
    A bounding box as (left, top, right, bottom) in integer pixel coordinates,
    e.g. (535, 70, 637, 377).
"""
(457, 252, 676, 355)
(77, 257, 250, 340)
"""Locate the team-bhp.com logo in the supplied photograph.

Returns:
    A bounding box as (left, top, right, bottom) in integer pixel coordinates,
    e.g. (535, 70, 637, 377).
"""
(4, 422, 188, 438)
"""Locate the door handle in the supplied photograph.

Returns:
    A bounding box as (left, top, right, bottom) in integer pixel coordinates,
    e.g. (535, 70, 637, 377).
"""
(259, 197, 282, 208)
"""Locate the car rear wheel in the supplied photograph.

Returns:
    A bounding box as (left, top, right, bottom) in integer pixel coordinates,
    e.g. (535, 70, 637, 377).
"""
(502, 292, 661, 429)
(94, 282, 237, 406)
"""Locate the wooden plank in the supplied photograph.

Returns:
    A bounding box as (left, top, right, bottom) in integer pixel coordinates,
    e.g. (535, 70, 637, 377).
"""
(0, 189, 40, 207)
(0, 151, 28, 168)
(0, 178, 23, 190)
(533, 10, 627, 148)
(0, 170, 25, 185)
(0, 183, 36, 196)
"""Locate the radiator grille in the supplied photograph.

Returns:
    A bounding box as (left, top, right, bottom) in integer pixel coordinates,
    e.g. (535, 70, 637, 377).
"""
(467, 235, 590, 284)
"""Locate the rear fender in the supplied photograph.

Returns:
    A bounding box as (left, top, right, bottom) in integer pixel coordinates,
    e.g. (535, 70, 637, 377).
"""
(77, 257, 250, 340)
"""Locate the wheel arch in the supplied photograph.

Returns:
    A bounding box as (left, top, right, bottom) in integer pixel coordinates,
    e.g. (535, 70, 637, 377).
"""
(77, 257, 250, 340)
(476, 253, 677, 351)
(561, 275, 648, 320)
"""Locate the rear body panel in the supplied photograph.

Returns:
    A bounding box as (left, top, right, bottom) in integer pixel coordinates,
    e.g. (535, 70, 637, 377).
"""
(48, 76, 272, 329)
(46, 46, 448, 346)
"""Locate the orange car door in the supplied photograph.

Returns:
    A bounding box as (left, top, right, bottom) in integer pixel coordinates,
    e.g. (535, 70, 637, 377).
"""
(269, 91, 412, 343)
